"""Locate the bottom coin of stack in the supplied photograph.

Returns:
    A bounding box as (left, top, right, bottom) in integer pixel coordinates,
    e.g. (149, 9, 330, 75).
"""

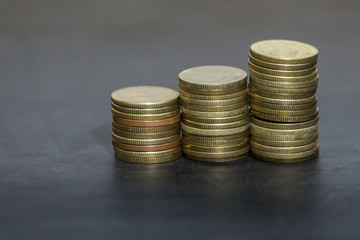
(250, 116, 319, 163)
(178, 65, 250, 162)
(111, 86, 181, 164)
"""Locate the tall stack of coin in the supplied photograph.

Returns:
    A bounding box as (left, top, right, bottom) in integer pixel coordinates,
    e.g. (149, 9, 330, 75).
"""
(179, 66, 249, 162)
(111, 86, 181, 163)
(248, 40, 319, 163)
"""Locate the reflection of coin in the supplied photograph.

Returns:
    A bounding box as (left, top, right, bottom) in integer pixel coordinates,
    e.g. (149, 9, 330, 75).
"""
(112, 138, 180, 151)
(111, 86, 178, 108)
(113, 114, 180, 127)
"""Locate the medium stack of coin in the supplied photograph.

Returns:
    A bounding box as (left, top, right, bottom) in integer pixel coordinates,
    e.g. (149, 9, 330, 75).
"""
(248, 39, 319, 163)
(178, 66, 249, 162)
(111, 86, 181, 163)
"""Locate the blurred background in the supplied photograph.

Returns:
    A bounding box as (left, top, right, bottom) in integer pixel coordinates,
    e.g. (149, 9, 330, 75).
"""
(1, 0, 360, 239)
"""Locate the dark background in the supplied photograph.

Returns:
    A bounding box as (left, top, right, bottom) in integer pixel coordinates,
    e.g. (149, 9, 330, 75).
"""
(1, 0, 360, 239)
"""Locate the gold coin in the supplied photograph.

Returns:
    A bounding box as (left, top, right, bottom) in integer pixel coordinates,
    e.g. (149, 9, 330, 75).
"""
(112, 138, 180, 151)
(115, 151, 182, 164)
(183, 153, 248, 162)
(112, 121, 180, 133)
(182, 130, 249, 141)
(250, 104, 318, 116)
(180, 101, 247, 112)
(113, 114, 180, 127)
(248, 54, 317, 70)
(249, 97, 317, 111)
(112, 127, 179, 139)
(182, 122, 249, 136)
(183, 146, 250, 158)
(251, 145, 319, 163)
(112, 133, 179, 145)
(182, 135, 249, 147)
(249, 87, 316, 99)
(182, 117, 249, 129)
(111, 102, 178, 114)
(180, 94, 247, 106)
(249, 81, 317, 94)
(114, 145, 181, 157)
(178, 65, 247, 89)
(250, 135, 318, 147)
(251, 116, 319, 130)
(111, 86, 179, 109)
(249, 92, 317, 105)
(250, 74, 318, 89)
(179, 88, 247, 100)
(250, 40, 319, 64)
(251, 123, 318, 135)
(250, 139, 318, 153)
(249, 68, 318, 82)
(182, 111, 249, 124)
(179, 83, 246, 95)
(180, 105, 248, 118)
(111, 108, 179, 120)
(250, 129, 318, 141)
(248, 61, 316, 77)
(183, 139, 248, 152)
(251, 109, 319, 122)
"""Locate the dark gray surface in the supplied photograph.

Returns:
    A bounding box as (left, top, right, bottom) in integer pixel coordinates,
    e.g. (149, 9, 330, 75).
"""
(1, 0, 360, 239)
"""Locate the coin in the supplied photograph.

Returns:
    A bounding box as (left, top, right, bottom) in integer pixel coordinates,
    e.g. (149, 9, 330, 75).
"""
(114, 145, 181, 157)
(249, 81, 317, 94)
(250, 40, 319, 64)
(182, 123, 249, 136)
(250, 128, 318, 141)
(112, 138, 181, 151)
(111, 107, 179, 120)
(113, 114, 180, 127)
(250, 139, 318, 153)
(178, 65, 247, 89)
(248, 60, 316, 76)
(115, 151, 182, 164)
(250, 135, 318, 147)
(179, 83, 246, 95)
(182, 111, 249, 124)
(179, 88, 247, 100)
(112, 121, 180, 133)
(251, 122, 318, 135)
(182, 117, 249, 129)
(249, 68, 318, 82)
(183, 153, 248, 162)
(183, 146, 250, 158)
(251, 145, 319, 163)
(248, 54, 317, 70)
(183, 139, 248, 152)
(180, 94, 248, 106)
(251, 109, 319, 122)
(180, 101, 247, 112)
(250, 74, 318, 89)
(111, 86, 179, 109)
(250, 104, 318, 116)
(183, 135, 249, 147)
(180, 106, 248, 118)
(182, 130, 249, 141)
(251, 116, 319, 130)
(111, 102, 179, 114)
(249, 98, 317, 111)
(112, 127, 179, 139)
(249, 92, 317, 105)
(112, 133, 179, 145)
(249, 87, 316, 99)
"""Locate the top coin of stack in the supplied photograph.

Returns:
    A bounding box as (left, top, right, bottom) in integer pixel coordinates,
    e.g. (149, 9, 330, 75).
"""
(248, 39, 319, 163)
(179, 66, 250, 162)
(111, 86, 181, 164)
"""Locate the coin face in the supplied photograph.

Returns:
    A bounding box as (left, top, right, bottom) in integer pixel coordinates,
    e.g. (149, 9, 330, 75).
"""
(111, 86, 179, 108)
(178, 66, 247, 89)
(250, 40, 319, 64)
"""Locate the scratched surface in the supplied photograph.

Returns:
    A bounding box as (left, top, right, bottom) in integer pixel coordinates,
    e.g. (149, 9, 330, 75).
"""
(1, 0, 360, 239)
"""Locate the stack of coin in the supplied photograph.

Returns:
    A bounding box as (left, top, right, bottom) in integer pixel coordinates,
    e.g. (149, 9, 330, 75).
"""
(248, 39, 319, 163)
(111, 86, 181, 163)
(179, 66, 249, 162)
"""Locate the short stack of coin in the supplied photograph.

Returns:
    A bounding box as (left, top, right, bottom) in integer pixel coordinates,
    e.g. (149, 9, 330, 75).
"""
(111, 86, 181, 163)
(248, 39, 319, 163)
(179, 66, 249, 162)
